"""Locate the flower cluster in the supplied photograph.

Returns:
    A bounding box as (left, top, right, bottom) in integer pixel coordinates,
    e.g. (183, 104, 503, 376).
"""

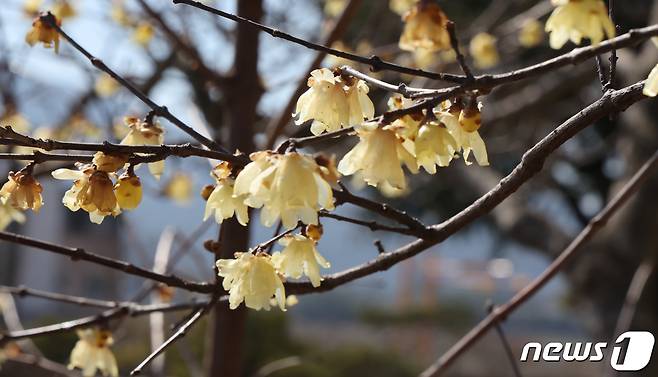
(68, 328, 119, 377)
(294, 68, 374, 136)
(545, 0, 615, 49)
(25, 14, 60, 53)
(52, 153, 142, 224)
(0, 170, 43, 212)
(217, 227, 330, 311)
(120, 116, 165, 179)
(204, 162, 249, 226)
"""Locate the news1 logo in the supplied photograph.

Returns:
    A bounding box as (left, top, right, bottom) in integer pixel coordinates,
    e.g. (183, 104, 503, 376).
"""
(520, 331, 655, 371)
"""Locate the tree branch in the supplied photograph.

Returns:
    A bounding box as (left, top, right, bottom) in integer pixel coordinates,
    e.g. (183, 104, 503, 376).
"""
(419, 148, 658, 377)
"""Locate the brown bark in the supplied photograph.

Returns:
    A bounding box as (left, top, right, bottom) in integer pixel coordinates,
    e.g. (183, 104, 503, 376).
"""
(206, 1, 263, 377)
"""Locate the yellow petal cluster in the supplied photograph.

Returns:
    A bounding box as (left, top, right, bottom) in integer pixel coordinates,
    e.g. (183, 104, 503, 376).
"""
(0, 201, 25, 231)
(235, 152, 334, 229)
(414, 122, 459, 174)
(545, 0, 615, 49)
(469, 32, 499, 69)
(92, 152, 128, 173)
(324, 0, 346, 17)
(25, 15, 60, 53)
(217, 252, 286, 311)
(390, 0, 417, 16)
(52, 166, 121, 224)
(114, 173, 142, 210)
(399, 3, 451, 53)
(52, 0, 76, 20)
(120, 116, 165, 179)
(204, 163, 249, 226)
(68, 328, 118, 377)
(132, 22, 154, 46)
(519, 19, 544, 48)
(272, 234, 330, 288)
(338, 123, 418, 190)
(164, 173, 193, 204)
(294, 68, 374, 135)
(437, 104, 489, 166)
(0, 171, 43, 212)
(95, 74, 120, 97)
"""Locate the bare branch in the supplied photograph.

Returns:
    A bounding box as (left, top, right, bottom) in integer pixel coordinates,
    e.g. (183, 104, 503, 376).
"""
(172, 0, 467, 83)
(0, 231, 215, 294)
(420, 147, 658, 377)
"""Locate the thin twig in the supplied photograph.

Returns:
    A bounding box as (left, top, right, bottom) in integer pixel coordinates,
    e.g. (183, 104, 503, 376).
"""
(40, 12, 227, 154)
(486, 303, 523, 377)
(0, 231, 214, 293)
(131, 295, 219, 375)
(446, 21, 474, 80)
(319, 211, 422, 236)
(605, 0, 619, 91)
(420, 147, 658, 377)
(172, 0, 467, 83)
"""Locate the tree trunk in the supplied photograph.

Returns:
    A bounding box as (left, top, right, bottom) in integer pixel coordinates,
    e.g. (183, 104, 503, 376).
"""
(206, 1, 263, 377)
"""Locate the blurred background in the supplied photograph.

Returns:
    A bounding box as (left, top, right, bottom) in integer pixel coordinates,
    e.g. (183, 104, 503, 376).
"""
(0, 0, 657, 376)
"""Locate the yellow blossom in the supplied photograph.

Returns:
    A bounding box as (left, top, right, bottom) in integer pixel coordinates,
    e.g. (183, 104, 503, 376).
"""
(234, 152, 335, 229)
(216, 252, 286, 311)
(92, 152, 128, 173)
(204, 164, 249, 226)
(519, 19, 544, 48)
(390, 0, 417, 15)
(345, 77, 375, 126)
(120, 116, 165, 179)
(164, 173, 193, 204)
(0, 202, 26, 231)
(399, 3, 451, 52)
(324, 0, 346, 17)
(23, 0, 42, 18)
(114, 173, 142, 210)
(68, 328, 118, 377)
(469, 32, 499, 69)
(95, 74, 120, 97)
(305, 223, 323, 242)
(272, 234, 330, 288)
(132, 22, 154, 46)
(0, 170, 43, 212)
(25, 15, 61, 53)
(545, 0, 615, 49)
(294, 68, 350, 135)
(0, 110, 30, 134)
(52, 0, 76, 20)
(414, 122, 458, 174)
(110, 3, 132, 26)
(52, 166, 121, 224)
(338, 123, 418, 190)
(436, 104, 489, 166)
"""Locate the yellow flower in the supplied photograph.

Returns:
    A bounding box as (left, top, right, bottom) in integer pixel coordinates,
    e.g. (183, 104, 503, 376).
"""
(469, 32, 499, 69)
(338, 123, 418, 190)
(519, 19, 544, 48)
(68, 328, 118, 377)
(204, 163, 249, 225)
(95, 74, 120, 97)
(52, 0, 76, 20)
(0, 170, 43, 212)
(132, 22, 154, 46)
(272, 234, 330, 288)
(545, 0, 615, 49)
(345, 77, 375, 126)
(25, 15, 61, 53)
(92, 152, 128, 173)
(120, 116, 165, 179)
(110, 3, 132, 26)
(399, 3, 451, 52)
(216, 252, 286, 311)
(0, 202, 26, 231)
(114, 173, 142, 210)
(324, 0, 346, 17)
(52, 166, 121, 224)
(0, 110, 30, 134)
(436, 104, 489, 166)
(390, 0, 417, 15)
(305, 223, 323, 242)
(164, 173, 193, 204)
(235, 152, 335, 229)
(414, 122, 458, 174)
(23, 0, 42, 18)
(294, 68, 350, 135)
